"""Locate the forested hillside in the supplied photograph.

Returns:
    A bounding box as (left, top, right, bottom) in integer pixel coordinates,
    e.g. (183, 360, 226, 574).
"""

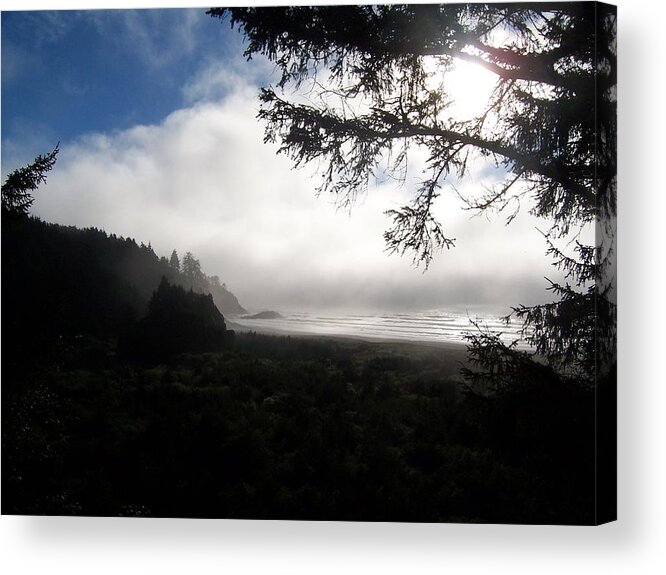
(2, 215, 245, 339)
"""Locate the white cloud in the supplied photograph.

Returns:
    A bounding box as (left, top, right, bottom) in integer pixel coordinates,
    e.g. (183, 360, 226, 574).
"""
(33, 71, 559, 314)
(181, 55, 274, 105)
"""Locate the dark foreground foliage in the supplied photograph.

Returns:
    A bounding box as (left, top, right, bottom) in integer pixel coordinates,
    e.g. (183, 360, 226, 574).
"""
(3, 331, 599, 524)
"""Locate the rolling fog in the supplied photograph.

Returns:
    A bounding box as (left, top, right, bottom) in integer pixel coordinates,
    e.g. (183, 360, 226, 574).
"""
(31, 81, 564, 316)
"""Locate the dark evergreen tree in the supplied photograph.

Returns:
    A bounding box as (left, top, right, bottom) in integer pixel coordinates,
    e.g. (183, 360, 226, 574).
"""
(182, 251, 206, 289)
(1, 145, 59, 218)
(169, 249, 181, 272)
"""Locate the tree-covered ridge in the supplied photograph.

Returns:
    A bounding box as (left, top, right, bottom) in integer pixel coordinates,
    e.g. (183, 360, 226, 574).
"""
(168, 248, 247, 317)
(2, 215, 245, 339)
(1, 149, 245, 328)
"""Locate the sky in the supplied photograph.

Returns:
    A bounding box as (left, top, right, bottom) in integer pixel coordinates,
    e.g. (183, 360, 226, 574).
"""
(1, 5, 562, 314)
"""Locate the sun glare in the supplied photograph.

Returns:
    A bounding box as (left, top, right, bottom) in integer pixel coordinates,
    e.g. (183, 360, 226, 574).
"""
(445, 59, 498, 120)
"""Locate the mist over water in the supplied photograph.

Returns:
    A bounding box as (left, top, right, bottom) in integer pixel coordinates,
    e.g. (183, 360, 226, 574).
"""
(234, 307, 532, 348)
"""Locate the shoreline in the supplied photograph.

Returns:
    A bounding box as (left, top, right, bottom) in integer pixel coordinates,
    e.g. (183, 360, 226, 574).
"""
(227, 320, 470, 351)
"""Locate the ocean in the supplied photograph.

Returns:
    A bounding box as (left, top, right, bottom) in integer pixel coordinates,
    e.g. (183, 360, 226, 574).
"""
(233, 308, 533, 348)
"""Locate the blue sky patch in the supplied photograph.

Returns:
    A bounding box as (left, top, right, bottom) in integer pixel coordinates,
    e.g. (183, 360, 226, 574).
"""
(1, 8, 257, 171)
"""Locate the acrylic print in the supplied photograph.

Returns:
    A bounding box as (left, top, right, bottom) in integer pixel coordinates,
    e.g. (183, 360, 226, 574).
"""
(1, 3, 616, 524)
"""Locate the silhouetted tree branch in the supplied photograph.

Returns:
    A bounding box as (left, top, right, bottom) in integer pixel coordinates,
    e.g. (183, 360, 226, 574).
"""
(210, 3, 616, 382)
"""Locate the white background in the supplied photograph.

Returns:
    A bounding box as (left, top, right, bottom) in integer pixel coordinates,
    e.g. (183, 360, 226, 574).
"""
(1, 1, 664, 573)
